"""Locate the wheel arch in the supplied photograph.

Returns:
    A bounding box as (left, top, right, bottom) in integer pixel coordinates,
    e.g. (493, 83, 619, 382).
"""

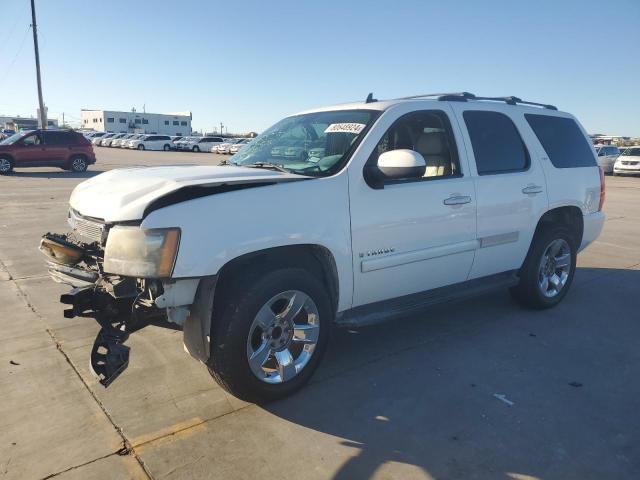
(215, 244, 340, 314)
(534, 205, 584, 249)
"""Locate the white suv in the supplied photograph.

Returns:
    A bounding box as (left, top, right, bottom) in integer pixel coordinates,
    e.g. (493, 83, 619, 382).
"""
(40, 92, 604, 402)
(129, 134, 173, 151)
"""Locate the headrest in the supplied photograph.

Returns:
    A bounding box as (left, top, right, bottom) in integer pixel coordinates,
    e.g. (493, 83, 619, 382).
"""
(415, 131, 447, 156)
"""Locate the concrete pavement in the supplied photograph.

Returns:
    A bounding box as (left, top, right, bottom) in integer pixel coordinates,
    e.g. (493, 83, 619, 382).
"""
(1, 148, 639, 479)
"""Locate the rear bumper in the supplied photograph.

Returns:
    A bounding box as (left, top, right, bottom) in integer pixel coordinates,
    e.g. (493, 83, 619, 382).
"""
(579, 211, 605, 252)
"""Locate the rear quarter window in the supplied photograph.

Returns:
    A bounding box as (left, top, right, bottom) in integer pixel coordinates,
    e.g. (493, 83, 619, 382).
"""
(525, 114, 597, 168)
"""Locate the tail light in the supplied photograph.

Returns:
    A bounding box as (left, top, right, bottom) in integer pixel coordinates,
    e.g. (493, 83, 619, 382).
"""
(598, 167, 606, 211)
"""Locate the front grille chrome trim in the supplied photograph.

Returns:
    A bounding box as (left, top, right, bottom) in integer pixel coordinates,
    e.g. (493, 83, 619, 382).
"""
(68, 209, 106, 244)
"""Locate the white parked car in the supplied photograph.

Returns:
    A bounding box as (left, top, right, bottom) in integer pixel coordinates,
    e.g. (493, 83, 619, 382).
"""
(594, 145, 620, 174)
(212, 139, 237, 154)
(129, 134, 173, 151)
(173, 136, 200, 151)
(122, 134, 144, 148)
(229, 138, 251, 155)
(180, 136, 225, 152)
(101, 133, 127, 147)
(89, 132, 109, 145)
(111, 134, 135, 148)
(613, 146, 640, 176)
(39, 92, 604, 403)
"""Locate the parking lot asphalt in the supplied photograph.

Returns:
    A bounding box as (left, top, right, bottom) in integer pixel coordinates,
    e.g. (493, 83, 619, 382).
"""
(1, 147, 639, 479)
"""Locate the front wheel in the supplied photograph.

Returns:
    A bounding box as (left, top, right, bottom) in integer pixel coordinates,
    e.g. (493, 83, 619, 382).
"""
(192, 146, 200, 152)
(207, 267, 331, 403)
(137, 144, 145, 150)
(69, 155, 88, 173)
(0, 156, 14, 175)
(163, 144, 170, 151)
(510, 225, 577, 309)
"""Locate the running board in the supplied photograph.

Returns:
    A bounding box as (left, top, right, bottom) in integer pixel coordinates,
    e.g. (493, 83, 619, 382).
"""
(336, 270, 519, 328)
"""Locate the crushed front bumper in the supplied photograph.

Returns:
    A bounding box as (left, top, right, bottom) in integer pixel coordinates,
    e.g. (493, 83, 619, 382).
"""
(40, 231, 203, 386)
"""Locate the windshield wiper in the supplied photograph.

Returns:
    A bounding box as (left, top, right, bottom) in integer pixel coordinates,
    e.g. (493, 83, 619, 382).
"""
(245, 162, 290, 173)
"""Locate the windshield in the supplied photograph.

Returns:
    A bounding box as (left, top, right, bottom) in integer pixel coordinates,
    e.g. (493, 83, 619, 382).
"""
(622, 147, 640, 156)
(0, 131, 30, 145)
(231, 109, 378, 176)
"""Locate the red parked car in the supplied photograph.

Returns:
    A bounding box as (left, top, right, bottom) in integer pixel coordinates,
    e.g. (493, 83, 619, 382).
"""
(0, 129, 96, 175)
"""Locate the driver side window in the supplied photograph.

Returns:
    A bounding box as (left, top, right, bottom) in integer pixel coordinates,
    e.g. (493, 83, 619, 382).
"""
(369, 110, 461, 181)
(23, 134, 42, 146)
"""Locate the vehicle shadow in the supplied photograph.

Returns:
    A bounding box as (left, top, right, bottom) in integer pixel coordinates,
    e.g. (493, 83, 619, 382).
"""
(260, 267, 640, 479)
(8, 170, 104, 179)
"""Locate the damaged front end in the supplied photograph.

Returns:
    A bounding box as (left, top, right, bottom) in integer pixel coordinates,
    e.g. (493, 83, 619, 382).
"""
(40, 211, 198, 387)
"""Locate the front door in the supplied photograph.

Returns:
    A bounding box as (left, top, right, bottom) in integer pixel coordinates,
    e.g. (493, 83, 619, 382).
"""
(349, 108, 477, 307)
(13, 132, 46, 166)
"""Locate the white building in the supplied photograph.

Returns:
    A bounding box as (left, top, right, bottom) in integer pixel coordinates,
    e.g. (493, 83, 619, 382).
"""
(81, 109, 192, 136)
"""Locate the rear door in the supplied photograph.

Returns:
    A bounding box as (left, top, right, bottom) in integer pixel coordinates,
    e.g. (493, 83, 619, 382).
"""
(43, 131, 72, 165)
(449, 104, 549, 280)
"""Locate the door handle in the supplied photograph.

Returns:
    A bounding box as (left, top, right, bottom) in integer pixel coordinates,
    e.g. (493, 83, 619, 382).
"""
(522, 185, 543, 195)
(443, 195, 472, 206)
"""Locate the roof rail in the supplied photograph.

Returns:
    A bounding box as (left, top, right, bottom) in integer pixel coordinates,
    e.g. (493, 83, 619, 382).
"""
(434, 92, 557, 110)
(394, 92, 476, 101)
(365, 92, 558, 110)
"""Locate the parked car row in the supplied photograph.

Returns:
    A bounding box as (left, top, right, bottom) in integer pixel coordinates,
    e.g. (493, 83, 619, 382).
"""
(81, 131, 252, 154)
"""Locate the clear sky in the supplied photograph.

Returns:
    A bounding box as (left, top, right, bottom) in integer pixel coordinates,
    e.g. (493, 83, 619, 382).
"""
(1, 0, 638, 136)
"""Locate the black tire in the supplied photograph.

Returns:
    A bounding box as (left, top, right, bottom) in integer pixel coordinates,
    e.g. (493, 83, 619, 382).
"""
(192, 146, 200, 152)
(207, 267, 331, 403)
(510, 225, 577, 309)
(137, 144, 145, 150)
(163, 144, 170, 151)
(0, 156, 14, 175)
(69, 155, 88, 173)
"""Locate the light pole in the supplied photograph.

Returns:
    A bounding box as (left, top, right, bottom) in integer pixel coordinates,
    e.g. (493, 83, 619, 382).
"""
(30, 0, 46, 129)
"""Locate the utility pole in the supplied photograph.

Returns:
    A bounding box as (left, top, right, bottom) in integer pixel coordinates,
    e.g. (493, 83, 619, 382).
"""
(30, 0, 46, 129)
(62, 112, 65, 127)
(220, 122, 224, 137)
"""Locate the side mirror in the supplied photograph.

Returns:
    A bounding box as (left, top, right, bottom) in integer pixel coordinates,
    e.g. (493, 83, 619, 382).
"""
(377, 149, 426, 180)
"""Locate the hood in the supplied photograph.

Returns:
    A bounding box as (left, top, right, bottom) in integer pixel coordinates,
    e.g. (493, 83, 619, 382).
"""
(69, 165, 306, 222)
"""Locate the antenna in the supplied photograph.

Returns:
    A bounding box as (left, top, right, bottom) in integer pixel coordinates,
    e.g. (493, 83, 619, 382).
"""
(365, 93, 377, 103)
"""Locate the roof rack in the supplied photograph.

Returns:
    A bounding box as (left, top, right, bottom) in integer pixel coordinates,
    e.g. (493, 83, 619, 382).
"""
(364, 92, 557, 110)
(435, 92, 557, 110)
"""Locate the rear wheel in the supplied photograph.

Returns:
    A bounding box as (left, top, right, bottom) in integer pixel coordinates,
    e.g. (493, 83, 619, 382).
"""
(0, 156, 13, 175)
(510, 225, 576, 309)
(207, 267, 331, 403)
(69, 155, 88, 173)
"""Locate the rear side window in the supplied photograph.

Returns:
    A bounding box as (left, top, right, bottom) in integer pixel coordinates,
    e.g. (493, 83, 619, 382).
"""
(525, 114, 597, 168)
(463, 111, 529, 175)
(44, 131, 73, 145)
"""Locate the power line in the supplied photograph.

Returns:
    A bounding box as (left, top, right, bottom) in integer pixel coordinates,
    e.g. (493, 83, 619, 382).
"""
(0, 25, 31, 87)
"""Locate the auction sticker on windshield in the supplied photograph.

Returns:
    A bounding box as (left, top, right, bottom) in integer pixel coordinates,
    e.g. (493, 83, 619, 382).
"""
(324, 123, 366, 134)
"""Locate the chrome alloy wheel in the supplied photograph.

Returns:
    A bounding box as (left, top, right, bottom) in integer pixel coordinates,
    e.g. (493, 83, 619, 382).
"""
(246, 290, 320, 384)
(538, 238, 571, 298)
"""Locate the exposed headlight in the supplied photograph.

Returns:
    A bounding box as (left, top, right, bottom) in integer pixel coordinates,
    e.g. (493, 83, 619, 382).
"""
(103, 227, 180, 278)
